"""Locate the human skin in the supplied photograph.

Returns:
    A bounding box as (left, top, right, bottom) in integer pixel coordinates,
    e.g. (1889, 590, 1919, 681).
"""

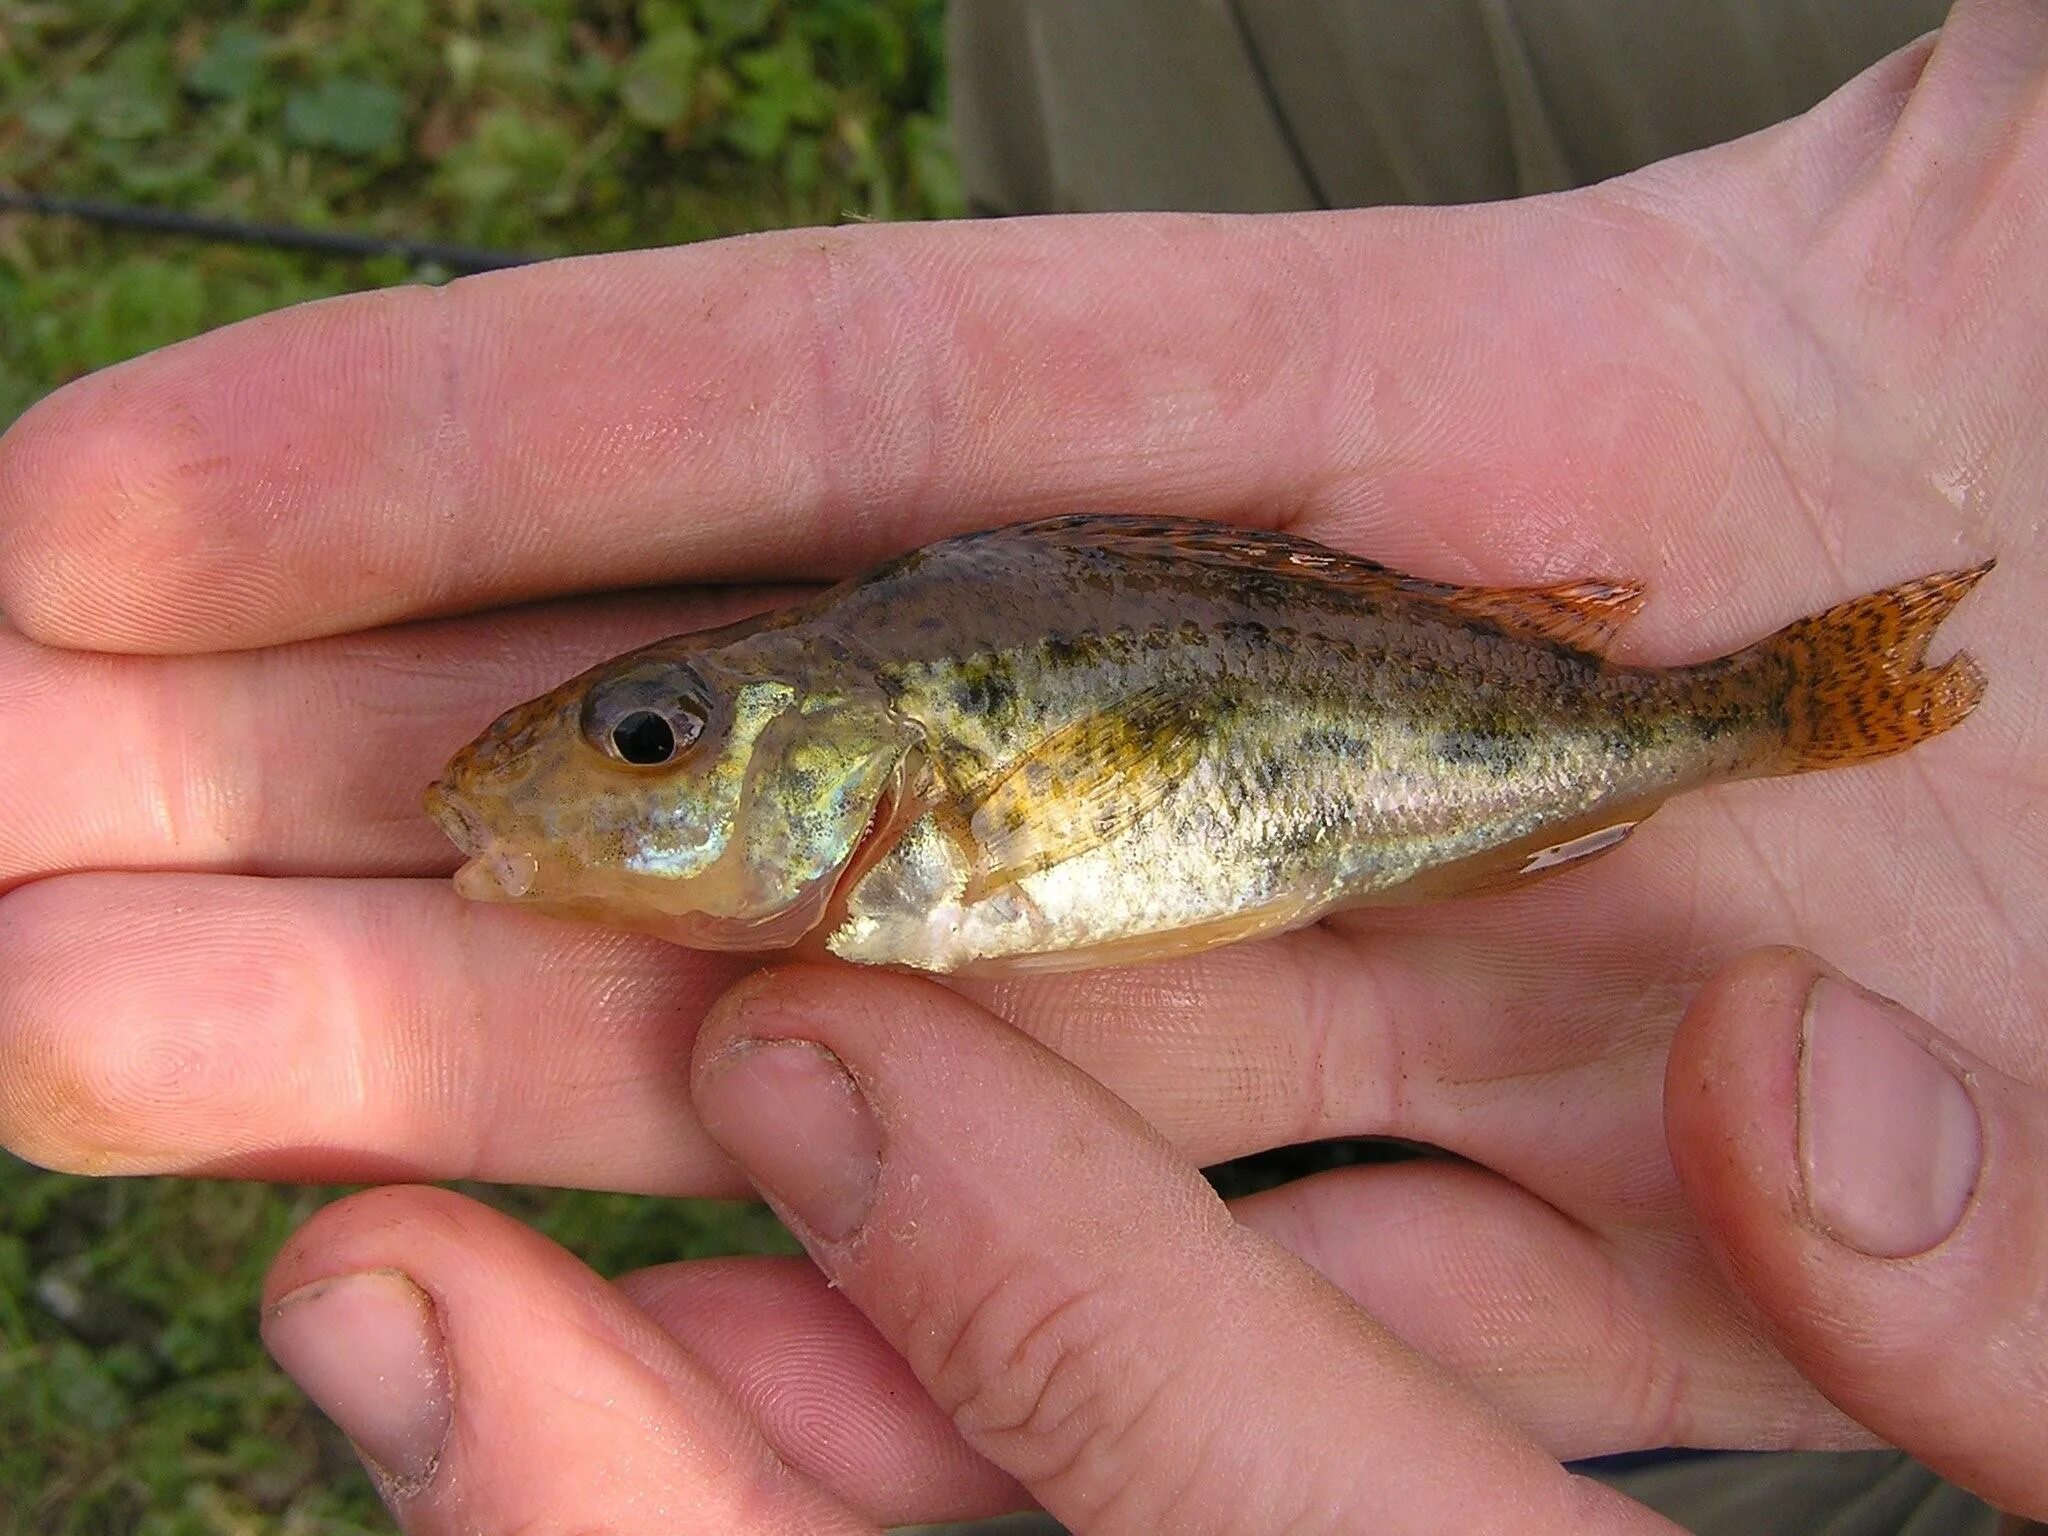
(1, 2, 2045, 1530)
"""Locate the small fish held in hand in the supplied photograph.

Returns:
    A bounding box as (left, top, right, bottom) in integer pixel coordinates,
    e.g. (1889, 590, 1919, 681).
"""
(426, 515, 1991, 975)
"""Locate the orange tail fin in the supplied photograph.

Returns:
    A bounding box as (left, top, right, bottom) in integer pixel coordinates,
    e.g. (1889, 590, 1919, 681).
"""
(1749, 560, 1993, 772)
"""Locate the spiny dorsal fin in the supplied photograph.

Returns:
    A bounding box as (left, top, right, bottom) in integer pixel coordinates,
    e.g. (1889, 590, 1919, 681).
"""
(986, 515, 1644, 656)
(954, 680, 1207, 898)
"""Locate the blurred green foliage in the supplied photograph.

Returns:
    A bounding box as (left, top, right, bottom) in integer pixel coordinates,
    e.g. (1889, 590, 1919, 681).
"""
(0, 0, 963, 420)
(1, 1170, 796, 1531)
(0, 1, 952, 1529)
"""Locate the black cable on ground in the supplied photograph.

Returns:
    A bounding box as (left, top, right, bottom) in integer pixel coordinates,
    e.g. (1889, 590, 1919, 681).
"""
(0, 188, 540, 274)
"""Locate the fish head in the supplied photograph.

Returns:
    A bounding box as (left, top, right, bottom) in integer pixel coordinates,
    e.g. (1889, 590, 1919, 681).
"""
(426, 636, 915, 951)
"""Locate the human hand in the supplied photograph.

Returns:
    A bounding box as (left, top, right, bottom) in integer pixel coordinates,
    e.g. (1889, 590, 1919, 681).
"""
(245, 966, 1685, 1533)
(2, 0, 2045, 1525)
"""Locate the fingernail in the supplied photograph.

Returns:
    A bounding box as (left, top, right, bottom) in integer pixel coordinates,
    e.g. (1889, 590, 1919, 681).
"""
(1799, 977, 1982, 1257)
(695, 1038, 881, 1242)
(262, 1270, 450, 1491)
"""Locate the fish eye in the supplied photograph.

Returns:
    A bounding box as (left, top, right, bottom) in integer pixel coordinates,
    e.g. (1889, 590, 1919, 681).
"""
(581, 661, 712, 767)
(611, 709, 679, 765)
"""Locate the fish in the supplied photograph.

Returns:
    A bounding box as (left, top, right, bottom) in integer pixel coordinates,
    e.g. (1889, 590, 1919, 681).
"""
(424, 514, 1992, 975)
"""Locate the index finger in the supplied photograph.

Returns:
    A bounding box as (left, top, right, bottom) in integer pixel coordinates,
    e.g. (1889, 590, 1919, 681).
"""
(0, 214, 1362, 651)
(0, 202, 1692, 653)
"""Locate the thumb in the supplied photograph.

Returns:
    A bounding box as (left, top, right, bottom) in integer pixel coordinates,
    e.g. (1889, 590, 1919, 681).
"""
(1667, 946, 2046, 1519)
(689, 965, 1673, 1536)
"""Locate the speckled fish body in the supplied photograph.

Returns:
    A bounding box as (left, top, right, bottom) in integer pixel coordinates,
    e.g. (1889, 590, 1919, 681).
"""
(426, 516, 1990, 974)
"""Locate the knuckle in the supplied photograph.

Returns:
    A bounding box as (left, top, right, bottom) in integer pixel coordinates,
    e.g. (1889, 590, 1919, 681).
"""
(141, 655, 249, 865)
(787, 229, 947, 524)
(1610, 1323, 1692, 1446)
(0, 655, 275, 910)
(918, 1262, 1166, 1511)
(0, 644, 61, 887)
(1584, 1252, 1695, 1447)
(0, 642, 246, 888)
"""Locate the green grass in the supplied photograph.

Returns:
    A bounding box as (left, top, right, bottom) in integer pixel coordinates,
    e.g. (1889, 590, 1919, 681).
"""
(0, 2, 957, 1529)
(0, 0, 963, 421)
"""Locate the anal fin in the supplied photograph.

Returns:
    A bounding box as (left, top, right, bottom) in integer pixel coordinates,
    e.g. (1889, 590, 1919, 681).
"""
(1376, 803, 1660, 904)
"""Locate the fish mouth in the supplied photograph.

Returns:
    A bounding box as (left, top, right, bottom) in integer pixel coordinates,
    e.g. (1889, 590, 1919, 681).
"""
(424, 780, 486, 855)
(424, 780, 540, 902)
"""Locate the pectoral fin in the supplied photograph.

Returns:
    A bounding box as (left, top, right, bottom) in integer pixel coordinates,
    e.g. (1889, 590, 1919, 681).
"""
(958, 683, 1207, 898)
